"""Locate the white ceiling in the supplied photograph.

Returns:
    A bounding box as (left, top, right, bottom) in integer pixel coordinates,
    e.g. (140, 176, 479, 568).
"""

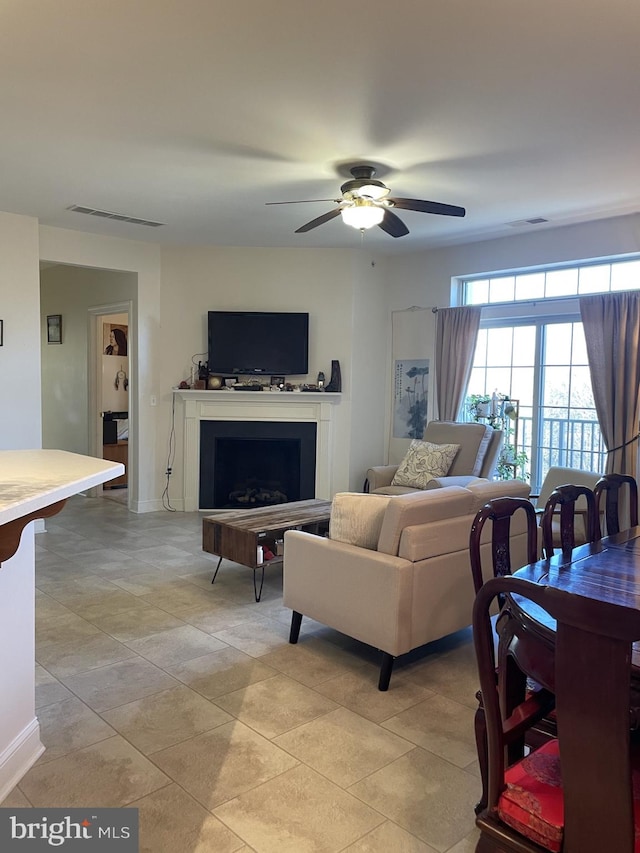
(2, 0, 639, 254)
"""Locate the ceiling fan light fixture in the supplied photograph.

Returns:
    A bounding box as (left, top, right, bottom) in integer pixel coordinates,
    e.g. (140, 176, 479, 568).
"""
(340, 200, 385, 230)
(357, 183, 390, 200)
(270, 162, 465, 236)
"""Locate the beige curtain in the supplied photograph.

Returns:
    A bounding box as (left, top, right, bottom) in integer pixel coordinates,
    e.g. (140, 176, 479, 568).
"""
(435, 306, 482, 421)
(580, 291, 640, 475)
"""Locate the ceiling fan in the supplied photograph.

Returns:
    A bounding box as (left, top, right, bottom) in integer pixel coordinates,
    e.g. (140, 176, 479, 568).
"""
(266, 165, 466, 238)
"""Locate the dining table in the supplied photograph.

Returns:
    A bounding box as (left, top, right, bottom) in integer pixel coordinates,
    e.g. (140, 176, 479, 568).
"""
(476, 530, 640, 853)
(508, 525, 640, 721)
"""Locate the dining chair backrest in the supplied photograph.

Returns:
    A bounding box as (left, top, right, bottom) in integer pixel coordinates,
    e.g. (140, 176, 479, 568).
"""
(468, 495, 542, 816)
(469, 496, 539, 594)
(594, 474, 639, 538)
(540, 483, 598, 559)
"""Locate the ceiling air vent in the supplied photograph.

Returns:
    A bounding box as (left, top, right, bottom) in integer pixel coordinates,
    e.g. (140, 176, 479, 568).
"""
(507, 217, 549, 227)
(67, 205, 164, 228)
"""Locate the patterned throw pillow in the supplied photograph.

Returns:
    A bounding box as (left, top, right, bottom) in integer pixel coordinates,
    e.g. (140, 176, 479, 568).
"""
(391, 440, 460, 490)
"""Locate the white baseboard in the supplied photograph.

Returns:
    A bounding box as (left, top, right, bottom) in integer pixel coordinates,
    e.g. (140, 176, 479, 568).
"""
(133, 498, 185, 513)
(0, 718, 44, 804)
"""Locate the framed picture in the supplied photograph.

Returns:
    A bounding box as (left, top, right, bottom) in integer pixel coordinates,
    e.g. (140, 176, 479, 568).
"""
(271, 375, 285, 388)
(47, 314, 62, 344)
(103, 322, 128, 356)
(393, 358, 429, 438)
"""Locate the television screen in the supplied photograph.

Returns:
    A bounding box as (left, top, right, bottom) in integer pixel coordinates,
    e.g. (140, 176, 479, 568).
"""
(208, 311, 309, 376)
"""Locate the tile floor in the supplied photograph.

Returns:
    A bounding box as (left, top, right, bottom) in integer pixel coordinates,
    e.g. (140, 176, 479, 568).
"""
(2, 495, 481, 852)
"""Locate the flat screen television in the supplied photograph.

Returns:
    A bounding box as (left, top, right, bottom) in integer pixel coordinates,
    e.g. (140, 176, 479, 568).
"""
(208, 311, 309, 376)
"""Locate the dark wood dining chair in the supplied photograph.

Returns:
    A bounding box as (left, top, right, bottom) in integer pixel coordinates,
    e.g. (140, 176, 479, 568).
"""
(469, 496, 539, 595)
(540, 483, 598, 559)
(469, 496, 543, 814)
(473, 574, 640, 853)
(594, 473, 639, 538)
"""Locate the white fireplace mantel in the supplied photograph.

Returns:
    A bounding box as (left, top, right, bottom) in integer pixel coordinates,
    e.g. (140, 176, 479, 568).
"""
(174, 390, 341, 511)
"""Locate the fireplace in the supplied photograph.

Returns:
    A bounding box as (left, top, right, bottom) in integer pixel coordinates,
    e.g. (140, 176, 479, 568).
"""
(175, 390, 339, 512)
(199, 420, 317, 510)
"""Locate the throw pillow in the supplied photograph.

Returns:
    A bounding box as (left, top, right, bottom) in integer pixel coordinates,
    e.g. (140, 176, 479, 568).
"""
(329, 492, 392, 550)
(391, 440, 460, 490)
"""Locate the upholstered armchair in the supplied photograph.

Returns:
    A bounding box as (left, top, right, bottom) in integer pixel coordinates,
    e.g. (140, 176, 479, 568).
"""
(365, 420, 503, 495)
(531, 465, 601, 551)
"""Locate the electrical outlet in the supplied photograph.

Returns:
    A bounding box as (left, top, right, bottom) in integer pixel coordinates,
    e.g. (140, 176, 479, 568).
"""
(150, 395, 157, 407)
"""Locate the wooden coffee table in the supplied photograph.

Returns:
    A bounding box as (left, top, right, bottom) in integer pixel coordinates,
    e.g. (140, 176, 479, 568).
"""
(202, 498, 332, 601)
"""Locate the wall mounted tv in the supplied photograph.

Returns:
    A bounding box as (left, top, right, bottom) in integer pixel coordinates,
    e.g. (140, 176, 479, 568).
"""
(208, 311, 309, 376)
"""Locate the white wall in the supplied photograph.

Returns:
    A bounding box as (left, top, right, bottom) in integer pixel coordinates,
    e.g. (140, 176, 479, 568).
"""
(0, 213, 44, 798)
(379, 213, 640, 462)
(0, 212, 41, 449)
(348, 251, 390, 487)
(14, 222, 391, 512)
(159, 244, 388, 501)
(389, 213, 640, 313)
(12, 210, 640, 499)
(38, 226, 162, 512)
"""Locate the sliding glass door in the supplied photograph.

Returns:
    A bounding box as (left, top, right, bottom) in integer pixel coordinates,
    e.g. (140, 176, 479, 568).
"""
(467, 318, 605, 490)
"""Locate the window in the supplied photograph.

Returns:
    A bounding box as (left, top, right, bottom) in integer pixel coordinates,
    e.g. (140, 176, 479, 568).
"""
(464, 258, 640, 305)
(462, 257, 640, 491)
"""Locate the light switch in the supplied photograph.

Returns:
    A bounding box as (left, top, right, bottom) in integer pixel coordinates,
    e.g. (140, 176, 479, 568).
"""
(150, 395, 157, 407)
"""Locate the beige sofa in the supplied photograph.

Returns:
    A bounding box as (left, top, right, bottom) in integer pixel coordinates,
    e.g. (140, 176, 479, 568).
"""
(365, 420, 503, 495)
(283, 478, 532, 690)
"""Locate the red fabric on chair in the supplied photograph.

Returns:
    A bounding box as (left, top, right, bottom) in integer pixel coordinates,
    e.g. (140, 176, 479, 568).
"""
(497, 739, 563, 852)
(497, 738, 640, 852)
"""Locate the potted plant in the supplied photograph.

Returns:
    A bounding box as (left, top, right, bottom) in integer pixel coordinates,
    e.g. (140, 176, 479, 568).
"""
(466, 392, 529, 480)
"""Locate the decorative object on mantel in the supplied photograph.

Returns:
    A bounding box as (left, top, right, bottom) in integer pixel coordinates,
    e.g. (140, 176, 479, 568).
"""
(46, 314, 62, 344)
(317, 371, 325, 389)
(193, 359, 208, 389)
(232, 382, 263, 391)
(207, 374, 224, 390)
(325, 360, 341, 392)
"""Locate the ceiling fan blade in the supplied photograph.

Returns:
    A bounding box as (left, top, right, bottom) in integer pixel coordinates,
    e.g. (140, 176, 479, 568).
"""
(266, 199, 337, 205)
(295, 208, 342, 233)
(378, 209, 409, 238)
(389, 197, 466, 217)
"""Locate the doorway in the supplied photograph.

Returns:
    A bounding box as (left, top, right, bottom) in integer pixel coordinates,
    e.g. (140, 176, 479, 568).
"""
(89, 303, 132, 507)
(40, 263, 136, 510)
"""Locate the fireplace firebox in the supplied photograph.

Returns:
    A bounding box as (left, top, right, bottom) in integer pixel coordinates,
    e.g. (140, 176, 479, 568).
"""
(199, 420, 317, 510)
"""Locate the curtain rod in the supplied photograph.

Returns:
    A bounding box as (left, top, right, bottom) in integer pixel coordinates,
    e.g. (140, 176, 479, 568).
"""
(392, 305, 440, 314)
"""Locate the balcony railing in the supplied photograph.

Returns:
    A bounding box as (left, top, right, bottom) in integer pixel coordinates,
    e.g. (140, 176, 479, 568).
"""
(516, 415, 605, 492)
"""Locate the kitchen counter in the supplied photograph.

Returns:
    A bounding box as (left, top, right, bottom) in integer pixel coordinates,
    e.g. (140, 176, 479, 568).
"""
(0, 449, 123, 524)
(0, 450, 124, 564)
(0, 449, 124, 800)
